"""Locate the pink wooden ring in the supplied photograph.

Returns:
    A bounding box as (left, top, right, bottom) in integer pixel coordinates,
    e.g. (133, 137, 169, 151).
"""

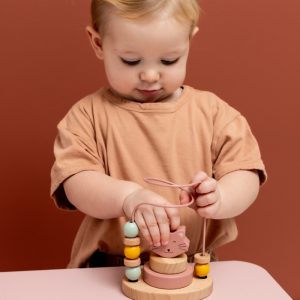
(143, 262, 194, 290)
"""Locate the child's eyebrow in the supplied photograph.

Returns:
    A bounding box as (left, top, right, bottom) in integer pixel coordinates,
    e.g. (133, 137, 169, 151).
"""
(114, 46, 188, 57)
(164, 47, 188, 56)
(120, 51, 138, 54)
(114, 49, 139, 55)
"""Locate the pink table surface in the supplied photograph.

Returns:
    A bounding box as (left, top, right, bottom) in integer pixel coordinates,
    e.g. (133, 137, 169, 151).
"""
(0, 261, 291, 300)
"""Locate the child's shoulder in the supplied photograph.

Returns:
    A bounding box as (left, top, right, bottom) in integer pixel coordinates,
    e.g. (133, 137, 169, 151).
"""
(71, 88, 108, 108)
(185, 86, 241, 121)
(64, 87, 112, 118)
(58, 88, 111, 126)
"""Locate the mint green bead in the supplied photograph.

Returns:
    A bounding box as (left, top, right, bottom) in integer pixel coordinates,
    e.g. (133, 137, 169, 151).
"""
(124, 221, 139, 238)
(125, 266, 141, 282)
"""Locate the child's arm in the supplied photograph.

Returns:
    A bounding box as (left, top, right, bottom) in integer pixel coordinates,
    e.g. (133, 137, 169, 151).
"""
(180, 170, 260, 219)
(63, 171, 180, 247)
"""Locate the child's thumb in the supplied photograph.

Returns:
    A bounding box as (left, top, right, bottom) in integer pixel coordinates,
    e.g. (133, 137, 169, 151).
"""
(191, 171, 207, 184)
(179, 189, 191, 204)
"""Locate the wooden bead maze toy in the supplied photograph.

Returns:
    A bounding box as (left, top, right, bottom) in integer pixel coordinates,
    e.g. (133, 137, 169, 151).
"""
(122, 178, 213, 300)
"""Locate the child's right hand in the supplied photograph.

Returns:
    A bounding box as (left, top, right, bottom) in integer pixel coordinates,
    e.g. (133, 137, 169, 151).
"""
(123, 188, 180, 247)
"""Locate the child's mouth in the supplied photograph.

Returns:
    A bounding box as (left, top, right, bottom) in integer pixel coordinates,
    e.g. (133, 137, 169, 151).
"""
(137, 89, 161, 97)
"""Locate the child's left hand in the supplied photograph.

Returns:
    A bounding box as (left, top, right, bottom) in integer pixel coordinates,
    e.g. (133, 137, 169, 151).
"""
(179, 171, 222, 219)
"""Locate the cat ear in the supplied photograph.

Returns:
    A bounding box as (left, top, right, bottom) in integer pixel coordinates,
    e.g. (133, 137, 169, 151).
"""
(177, 226, 186, 238)
(178, 226, 186, 234)
(178, 232, 184, 238)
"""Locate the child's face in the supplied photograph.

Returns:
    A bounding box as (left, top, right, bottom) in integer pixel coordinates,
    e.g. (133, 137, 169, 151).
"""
(89, 12, 194, 103)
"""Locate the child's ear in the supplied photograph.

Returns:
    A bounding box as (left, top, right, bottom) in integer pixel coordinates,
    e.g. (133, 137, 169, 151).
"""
(86, 26, 104, 60)
(190, 26, 199, 39)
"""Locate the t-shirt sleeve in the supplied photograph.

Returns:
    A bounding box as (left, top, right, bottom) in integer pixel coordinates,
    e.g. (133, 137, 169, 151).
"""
(211, 98, 267, 184)
(50, 98, 105, 209)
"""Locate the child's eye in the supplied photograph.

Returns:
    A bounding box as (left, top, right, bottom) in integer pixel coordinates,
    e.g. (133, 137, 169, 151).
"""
(161, 58, 180, 66)
(120, 58, 140, 66)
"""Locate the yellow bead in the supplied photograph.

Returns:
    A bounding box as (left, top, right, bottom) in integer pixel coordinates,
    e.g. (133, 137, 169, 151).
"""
(195, 263, 210, 278)
(124, 246, 141, 260)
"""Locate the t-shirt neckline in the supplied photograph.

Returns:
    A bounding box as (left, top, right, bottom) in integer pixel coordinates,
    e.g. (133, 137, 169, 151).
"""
(103, 85, 191, 113)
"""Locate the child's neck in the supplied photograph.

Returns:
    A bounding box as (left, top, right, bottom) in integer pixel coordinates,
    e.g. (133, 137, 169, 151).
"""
(110, 87, 183, 104)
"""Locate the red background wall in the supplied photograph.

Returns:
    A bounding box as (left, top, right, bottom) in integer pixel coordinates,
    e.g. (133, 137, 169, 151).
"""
(0, 0, 299, 298)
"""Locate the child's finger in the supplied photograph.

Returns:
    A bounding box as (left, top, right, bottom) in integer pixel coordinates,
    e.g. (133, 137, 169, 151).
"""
(153, 207, 170, 245)
(196, 192, 216, 207)
(195, 178, 217, 194)
(191, 171, 208, 185)
(179, 189, 198, 211)
(142, 209, 161, 247)
(165, 207, 180, 231)
(189, 171, 208, 197)
(179, 189, 190, 204)
(134, 210, 152, 245)
(196, 201, 219, 219)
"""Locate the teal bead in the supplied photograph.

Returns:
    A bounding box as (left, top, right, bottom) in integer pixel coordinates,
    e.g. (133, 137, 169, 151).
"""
(124, 221, 139, 238)
(125, 266, 141, 282)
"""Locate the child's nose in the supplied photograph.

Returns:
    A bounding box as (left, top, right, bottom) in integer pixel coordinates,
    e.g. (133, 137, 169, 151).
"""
(140, 69, 160, 83)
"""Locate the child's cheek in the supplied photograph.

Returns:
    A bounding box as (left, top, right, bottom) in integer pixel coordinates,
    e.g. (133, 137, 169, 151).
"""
(166, 68, 186, 89)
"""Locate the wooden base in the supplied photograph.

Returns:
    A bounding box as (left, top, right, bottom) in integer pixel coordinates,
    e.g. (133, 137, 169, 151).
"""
(122, 276, 213, 300)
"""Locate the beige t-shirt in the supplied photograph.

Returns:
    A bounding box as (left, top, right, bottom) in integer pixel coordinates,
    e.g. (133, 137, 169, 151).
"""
(51, 86, 266, 267)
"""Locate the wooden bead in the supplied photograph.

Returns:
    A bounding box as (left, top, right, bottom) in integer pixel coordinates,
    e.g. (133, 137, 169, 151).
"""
(194, 252, 210, 265)
(124, 246, 141, 260)
(125, 266, 142, 282)
(149, 253, 187, 274)
(124, 222, 139, 238)
(123, 237, 141, 246)
(194, 263, 210, 278)
(124, 257, 141, 268)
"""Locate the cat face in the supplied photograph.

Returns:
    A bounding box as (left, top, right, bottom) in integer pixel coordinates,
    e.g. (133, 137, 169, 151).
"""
(151, 226, 190, 258)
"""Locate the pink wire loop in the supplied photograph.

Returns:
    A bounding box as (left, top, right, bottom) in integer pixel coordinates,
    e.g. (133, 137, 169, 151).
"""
(131, 199, 195, 223)
(130, 177, 207, 255)
(144, 177, 200, 189)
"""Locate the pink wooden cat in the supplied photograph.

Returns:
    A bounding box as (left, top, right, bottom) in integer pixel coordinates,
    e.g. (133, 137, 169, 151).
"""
(151, 226, 190, 258)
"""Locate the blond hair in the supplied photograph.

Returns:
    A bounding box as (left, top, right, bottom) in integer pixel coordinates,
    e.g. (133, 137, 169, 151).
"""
(91, 0, 200, 35)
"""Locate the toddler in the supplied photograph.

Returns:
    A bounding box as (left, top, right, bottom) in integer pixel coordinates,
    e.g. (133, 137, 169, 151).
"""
(51, 0, 266, 268)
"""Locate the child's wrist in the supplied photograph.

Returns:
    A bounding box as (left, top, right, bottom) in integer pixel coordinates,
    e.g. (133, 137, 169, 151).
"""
(122, 186, 144, 219)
